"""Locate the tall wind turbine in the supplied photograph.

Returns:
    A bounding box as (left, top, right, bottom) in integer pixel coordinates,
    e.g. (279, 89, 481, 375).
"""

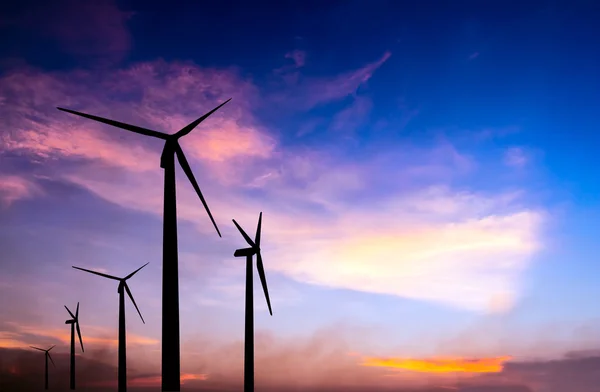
(57, 99, 229, 391)
(65, 302, 84, 390)
(30, 345, 55, 390)
(232, 212, 273, 392)
(72, 263, 148, 392)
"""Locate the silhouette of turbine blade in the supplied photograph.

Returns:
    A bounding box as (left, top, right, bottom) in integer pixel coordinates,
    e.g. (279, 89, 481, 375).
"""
(57, 108, 169, 140)
(256, 253, 273, 316)
(232, 219, 254, 247)
(173, 98, 232, 138)
(255, 212, 262, 247)
(30, 346, 45, 352)
(47, 352, 56, 367)
(75, 302, 79, 319)
(64, 305, 75, 319)
(76, 321, 84, 352)
(72, 266, 120, 280)
(124, 283, 145, 324)
(174, 143, 221, 237)
(47, 345, 55, 351)
(124, 262, 149, 280)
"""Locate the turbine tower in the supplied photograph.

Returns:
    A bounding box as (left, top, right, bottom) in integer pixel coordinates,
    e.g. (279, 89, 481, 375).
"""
(65, 302, 84, 390)
(232, 212, 273, 392)
(72, 263, 148, 392)
(30, 345, 55, 390)
(57, 99, 229, 391)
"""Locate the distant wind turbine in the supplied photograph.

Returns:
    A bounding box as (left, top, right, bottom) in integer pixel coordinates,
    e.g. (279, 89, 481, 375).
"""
(64, 302, 84, 390)
(30, 345, 55, 390)
(232, 212, 273, 392)
(72, 263, 148, 392)
(57, 99, 230, 392)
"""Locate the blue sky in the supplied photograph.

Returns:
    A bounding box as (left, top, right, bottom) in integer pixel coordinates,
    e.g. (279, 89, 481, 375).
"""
(2, 1, 600, 391)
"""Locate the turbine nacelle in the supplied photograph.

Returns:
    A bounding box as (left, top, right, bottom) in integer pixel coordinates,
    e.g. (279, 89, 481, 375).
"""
(234, 247, 256, 257)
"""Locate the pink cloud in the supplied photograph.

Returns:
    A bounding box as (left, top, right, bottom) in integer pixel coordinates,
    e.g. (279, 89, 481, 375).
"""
(0, 57, 547, 314)
(272, 51, 392, 110)
(302, 51, 391, 109)
(0, 61, 269, 177)
(329, 95, 373, 134)
(0, 175, 42, 207)
(285, 50, 307, 68)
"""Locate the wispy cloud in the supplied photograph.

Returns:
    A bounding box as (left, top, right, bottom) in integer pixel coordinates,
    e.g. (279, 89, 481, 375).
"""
(285, 50, 307, 68)
(0, 175, 42, 208)
(329, 95, 373, 135)
(1, 321, 158, 349)
(272, 51, 392, 111)
(0, 55, 546, 314)
(503, 147, 528, 168)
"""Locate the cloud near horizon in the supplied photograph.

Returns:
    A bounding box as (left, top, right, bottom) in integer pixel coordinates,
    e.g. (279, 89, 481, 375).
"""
(362, 356, 513, 374)
(0, 52, 546, 314)
(3, 332, 600, 392)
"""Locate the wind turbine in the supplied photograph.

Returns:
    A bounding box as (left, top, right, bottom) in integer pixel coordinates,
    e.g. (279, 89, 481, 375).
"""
(72, 263, 148, 392)
(65, 302, 84, 390)
(57, 98, 230, 391)
(232, 212, 273, 392)
(30, 345, 55, 390)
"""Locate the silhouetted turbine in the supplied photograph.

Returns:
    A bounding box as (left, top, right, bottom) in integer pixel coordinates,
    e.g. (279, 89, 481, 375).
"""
(30, 345, 55, 390)
(72, 263, 148, 392)
(232, 212, 273, 392)
(57, 99, 229, 392)
(65, 302, 84, 390)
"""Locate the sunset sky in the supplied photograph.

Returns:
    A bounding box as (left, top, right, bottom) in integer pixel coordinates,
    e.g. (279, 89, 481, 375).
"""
(1, 1, 600, 391)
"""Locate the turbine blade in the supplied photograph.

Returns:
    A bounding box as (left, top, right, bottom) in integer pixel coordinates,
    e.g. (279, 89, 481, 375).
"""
(173, 98, 232, 138)
(174, 143, 221, 237)
(76, 322, 84, 353)
(57, 108, 168, 140)
(124, 262, 149, 280)
(30, 346, 45, 352)
(255, 212, 262, 247)
(256, 253, 273, 316)
(72, 266, 120, 281)
(47, 345, 55, 352)
(124, 283, 145, 324)
(75, 302, 79, 319)
(47, 352, 56, 367)
(64, 306, 75, 319)
(232, 219, 255, 247)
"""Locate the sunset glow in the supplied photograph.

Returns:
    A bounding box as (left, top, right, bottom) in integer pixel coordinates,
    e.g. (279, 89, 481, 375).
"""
(362, 356, 513, 374)
(1, 1, 599, 392)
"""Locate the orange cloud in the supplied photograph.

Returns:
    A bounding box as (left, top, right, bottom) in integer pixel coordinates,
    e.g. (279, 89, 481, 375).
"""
(91, 372, 208, 388)
(0, 332, 28, 349)
(2, 322, 158, 348)
(362, 356, 512, 374)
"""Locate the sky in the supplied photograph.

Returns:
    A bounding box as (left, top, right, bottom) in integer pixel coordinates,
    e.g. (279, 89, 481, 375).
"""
(1, 0, 600, 391)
